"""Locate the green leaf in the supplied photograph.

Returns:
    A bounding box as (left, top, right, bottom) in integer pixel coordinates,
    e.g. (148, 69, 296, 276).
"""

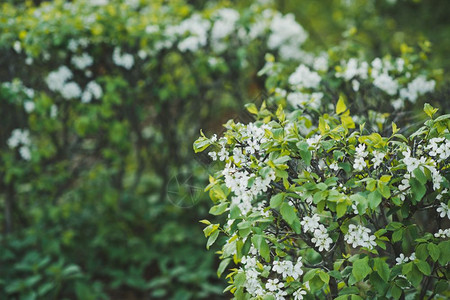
(352, 256, 372, 282)
(390, 284, 402, 300)
(297, 141, 312, 166)
(438, 240, 450, 265)
(424, 103, 438, 118)
(336, 201, 348, 218)
(435, 280, 449, 294)
(392, 228, 404, 243)
(234, 272, 246, 288)
(368, 190, 382, 209)
(217, 258, 231, 278)
(245, 103, 258, 115)
(415, 243, 429, 260)
(413, 168, 427, 185)
(427, 243, 440, 262)
(415, 260, 431, 276)
(386, 222, 403, 231)
(270, 193, 285, 209)
(318, 271, 330, 284)
(209, 203, 228, 215)
(402, 262, 413, 275)
(374, 258, 390, 282)
(409, 177, 426, 201)
(336, 95, 347, 115)
(207, 230, 219, 249)
(193, 136, 211, 153)
(280, 202, 297, 225)
(251, 235, 270, 262)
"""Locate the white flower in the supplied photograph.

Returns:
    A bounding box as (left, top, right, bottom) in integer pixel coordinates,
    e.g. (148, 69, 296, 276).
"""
(24, 101, 35, 113)
(395, 253, 409, 265)
(208, 151, 217, 161)
(373, 72, 398, 96)
(71, 53, 93, 70)
(266, 278, 283, 292)
(399, 75, 435, 103)
(344, 224, 377, 250)
(352, 79, 360, 92)
(409, 252, 416, 261)
(19, 146, 31, 160)
(25, 57, 33, 65)
(301, 214, 320, 233)
(7, 129, 31, 149)
(81, 81, 103, 103)
(211, 9, 239, 52)
(112, 47, 134, 69)
(434, 229, 450, 238)
(268, 13, 307, 60)
(293, 288, 307, 300)
(306, 134, 321, 148)
(372, 151, 385, 169)
(46, 66, 73, 92)
(177, 14, 210, 52)
(13, 41, 22, 53)
(61, 82, 82, 100)
(288, 64, 321, 89)
(329, 162, 339, 171)
(355, 144, 368, 157)
(437, 203, 450, 219)
(311, 224, 332, 251)
(287, 92, 323, 110)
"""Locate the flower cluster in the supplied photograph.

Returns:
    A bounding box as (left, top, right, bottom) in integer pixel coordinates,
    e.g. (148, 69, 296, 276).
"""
(344, 224, 377, 250)
(301, 214, 332, 251)
(112, 47, 135, 70)
(353, 144, 368, 171)
(197, 101, 449, 299)
(395, 252, 416, 265)
(7, 129, 32, 160)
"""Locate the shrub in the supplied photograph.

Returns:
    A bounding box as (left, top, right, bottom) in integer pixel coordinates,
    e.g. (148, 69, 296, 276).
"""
(0, 0, 312, 298)
(195, 98, 449, 299)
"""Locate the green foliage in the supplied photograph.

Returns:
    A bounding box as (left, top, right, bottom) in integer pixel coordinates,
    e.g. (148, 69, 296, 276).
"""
(196, 102, 450, 299)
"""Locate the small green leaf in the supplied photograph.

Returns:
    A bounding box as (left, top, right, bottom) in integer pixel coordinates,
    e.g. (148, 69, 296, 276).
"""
(217, 258, 231, 278)
(280, 202, 297, 225)
(424, 103, 438, 118)
(245, 103, 258, 115)
(352, 256, 372, 282)
(374, 258, 390, 282)
(390, 284, 402, 300)
(427, 243, 440, 262)
(415, 260, 431, 276)
(413, 168, 427, 185)
(209, 203, 228, 215)
(368, 190, 382, 209)
(409, 177, 426, 201)
(270, 193, 285, 209)
(336, 95, 347, 115)
(234, 272, 246, 288)
(207, 230, 219, 249)
(297, 141, 312, 166)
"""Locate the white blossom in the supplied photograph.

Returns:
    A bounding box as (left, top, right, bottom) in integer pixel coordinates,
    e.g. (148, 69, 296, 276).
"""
(61, 82, 82, 100)
(395, 253, 409, 265)
(434, 228, 450, 238)
(71, 53, 93, 70)
(344, 224, 376, 250)
(437, 203, 450, 219)
(289, 64, 321, 89)
(112, 47, 134, 69)
(372, 151, 385, 169)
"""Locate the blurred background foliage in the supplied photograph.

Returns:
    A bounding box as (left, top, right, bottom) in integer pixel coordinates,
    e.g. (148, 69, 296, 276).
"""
(0, 0, 448, 299)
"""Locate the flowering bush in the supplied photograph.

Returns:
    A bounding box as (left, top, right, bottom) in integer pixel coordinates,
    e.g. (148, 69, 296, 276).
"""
(259, 46, 442, 133)
(195, 101, 449, 299)
(0, 0, 314, 298)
